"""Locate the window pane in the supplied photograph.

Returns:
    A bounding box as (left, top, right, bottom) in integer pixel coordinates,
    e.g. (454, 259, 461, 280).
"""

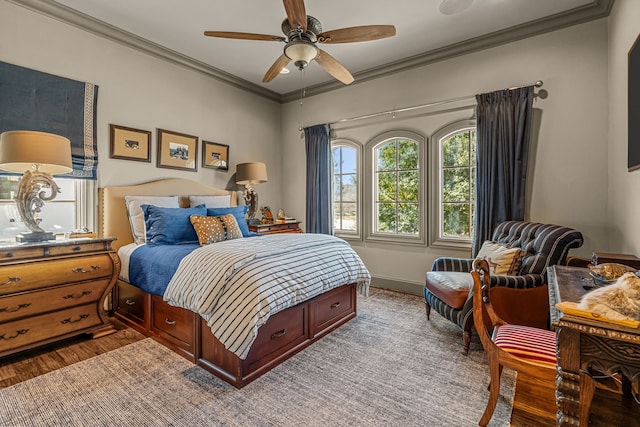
(398, 203, 419, 234)
(377, 172, 396, 202)
(398, 139, 418, 170)
(0, 201, 75, 239)
(341, 174, 357, 202)
(54, 178, 76, 202)
(333, 147, 341, 175)
(443, 168, 470, 202)
(376, 203, 396, 233)
(442, 132, 470, 167)
(334, 175, 341, 200)
(0, 177, 20, 201)
(341, 147, 357, 174)
(398, 171, 418, 201)
(443, 203, 471, 237)
(341, 202, 357, 231)
(376, 142, 396, 171)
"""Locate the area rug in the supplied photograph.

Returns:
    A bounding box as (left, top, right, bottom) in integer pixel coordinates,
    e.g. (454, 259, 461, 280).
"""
(0, 289, 514, 426)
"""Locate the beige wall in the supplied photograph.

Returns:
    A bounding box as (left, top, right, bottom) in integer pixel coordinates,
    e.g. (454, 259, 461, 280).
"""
(608, 0, 640, 254)
(0, 1, 282, 210)
(282, 19, 610, 293)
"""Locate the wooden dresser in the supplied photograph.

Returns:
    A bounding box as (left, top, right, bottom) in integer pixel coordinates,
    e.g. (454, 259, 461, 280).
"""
(0, 238, 120, 357)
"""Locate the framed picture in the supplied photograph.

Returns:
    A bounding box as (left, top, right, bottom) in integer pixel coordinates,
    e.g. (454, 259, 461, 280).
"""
(202, 141, 229, 171)
(629, 33, 640, 171)
(109, 124, 151, 162)
(157, 128, 198, 172)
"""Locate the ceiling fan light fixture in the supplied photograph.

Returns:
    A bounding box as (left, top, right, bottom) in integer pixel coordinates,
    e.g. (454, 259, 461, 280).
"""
(439, 0, 473, 15)
(284, 40, 318, 69)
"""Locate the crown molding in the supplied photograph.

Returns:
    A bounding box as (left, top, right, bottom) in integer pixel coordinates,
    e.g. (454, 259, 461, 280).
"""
(9, 0, 614, 104)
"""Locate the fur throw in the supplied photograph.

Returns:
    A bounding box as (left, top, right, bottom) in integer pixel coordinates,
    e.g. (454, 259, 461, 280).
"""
(578, 272, 640, 321)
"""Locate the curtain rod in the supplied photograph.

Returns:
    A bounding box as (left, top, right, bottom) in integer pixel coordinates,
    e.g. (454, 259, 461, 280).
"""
(310, 80, 543, 130)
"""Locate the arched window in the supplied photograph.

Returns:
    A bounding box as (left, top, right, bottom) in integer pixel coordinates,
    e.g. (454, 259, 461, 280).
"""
(367, 131, 425, 244)
(430, 120, 476, 248)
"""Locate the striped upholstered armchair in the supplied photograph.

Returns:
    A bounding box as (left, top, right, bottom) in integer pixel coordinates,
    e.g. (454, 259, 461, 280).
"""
(424, 221, 583, 354)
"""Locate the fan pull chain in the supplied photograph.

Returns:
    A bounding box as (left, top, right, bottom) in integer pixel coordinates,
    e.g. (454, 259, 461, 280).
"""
(298, 68, 307, 136)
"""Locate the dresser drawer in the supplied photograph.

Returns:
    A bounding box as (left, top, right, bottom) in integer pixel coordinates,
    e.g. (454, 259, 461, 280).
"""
(151, 296, 195, 349)
(0, 247, 46, 262)
(48, 241, 111, 257)
(0, 278, 110, 323)
(0, 304, 101, 353)
(245, 302, 308, 371)
(312, 284, 355, 335)
(0, 254, 113, 296)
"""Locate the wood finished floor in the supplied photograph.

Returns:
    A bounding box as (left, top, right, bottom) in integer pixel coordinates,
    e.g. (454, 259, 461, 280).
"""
(1, 318, 638, 426)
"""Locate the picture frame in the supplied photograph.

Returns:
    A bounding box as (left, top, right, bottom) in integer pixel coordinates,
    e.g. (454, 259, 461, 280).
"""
(109, 124, 151, 162)
(157, 128, 198, 172)
(629, 33, 640, 171)
(202, 141, 229, 171)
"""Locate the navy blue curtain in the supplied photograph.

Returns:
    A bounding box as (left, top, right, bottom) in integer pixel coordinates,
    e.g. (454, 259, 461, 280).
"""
(473, 86, 534, 256)
(0, 61, 98, 179)
(304, 124, 333, 234)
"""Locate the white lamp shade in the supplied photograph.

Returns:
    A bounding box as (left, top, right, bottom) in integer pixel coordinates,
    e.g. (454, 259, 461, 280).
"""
(0, 130, 73, 174)
(236, 162, 268, 185)
(284, 41, 318, 65)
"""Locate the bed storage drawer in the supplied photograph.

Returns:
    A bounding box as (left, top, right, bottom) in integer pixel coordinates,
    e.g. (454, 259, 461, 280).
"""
(245, 302, 308, 371)
(151, 296, 196, 358)
(311, 284, 356, 336)
(115, 281, 146, 325)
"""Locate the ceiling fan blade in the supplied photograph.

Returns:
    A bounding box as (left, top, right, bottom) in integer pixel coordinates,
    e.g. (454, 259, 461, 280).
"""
(283, 0, 307, 31)
(318, 25, 396, 44)
(316, 49, 354, 85)
(204, 31, 286, 42)
(263, 54, 291, 83)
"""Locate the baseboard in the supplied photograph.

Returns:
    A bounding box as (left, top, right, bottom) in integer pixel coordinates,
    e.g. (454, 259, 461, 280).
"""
(370, 276, 423, 296)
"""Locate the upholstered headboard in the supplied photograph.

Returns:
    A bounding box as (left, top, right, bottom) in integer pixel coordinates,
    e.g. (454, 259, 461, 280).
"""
(99, 178, 236, 251)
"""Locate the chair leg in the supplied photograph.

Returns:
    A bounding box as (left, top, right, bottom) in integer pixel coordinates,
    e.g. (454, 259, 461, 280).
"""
(479, 357, 501, 427)
(425, 301, 431, 320)
(462, 327, 472, 355)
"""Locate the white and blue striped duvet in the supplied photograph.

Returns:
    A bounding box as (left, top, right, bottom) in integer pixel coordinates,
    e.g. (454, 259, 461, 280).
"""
(163, 233, 370, 359)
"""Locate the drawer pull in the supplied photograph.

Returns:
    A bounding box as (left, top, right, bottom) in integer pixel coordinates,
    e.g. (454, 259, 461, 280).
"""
(72, 265, 101, 273)
(0, 303, 31, 313)
(165, 318, 177, 326)
(0, 277, 21, 286)
(0, 329, 29, 340)
(125, 299, 136, 306)
(73, 246, 82, 251)
(271, 329, 287, 339)
(330, 301, 341, 309)
(5, 252, 13, 258)
(63, 290, 92, 299)
(61, 314, 89, 324)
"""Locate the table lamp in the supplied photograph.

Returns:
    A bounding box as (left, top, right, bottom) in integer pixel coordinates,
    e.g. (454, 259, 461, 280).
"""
(0, 130, 73, 242)
(235, 162, 268, 225)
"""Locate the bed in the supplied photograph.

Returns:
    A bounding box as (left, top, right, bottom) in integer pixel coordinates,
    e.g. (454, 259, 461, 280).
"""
(99, 178, 370, 388)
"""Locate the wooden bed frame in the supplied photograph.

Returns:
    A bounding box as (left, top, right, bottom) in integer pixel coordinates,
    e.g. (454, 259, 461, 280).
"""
(99, 178, 357, 388)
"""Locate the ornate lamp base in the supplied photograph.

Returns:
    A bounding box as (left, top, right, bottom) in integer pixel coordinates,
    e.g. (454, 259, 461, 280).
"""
(16, 231, 56, 243)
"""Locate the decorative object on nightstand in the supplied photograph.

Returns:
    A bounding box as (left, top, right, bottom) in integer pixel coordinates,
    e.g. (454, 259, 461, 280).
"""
(0, 130, 72, 242)
(591, 252, 640, 270)
(236, 162, 268, 225)
(0, 237, 120, 358)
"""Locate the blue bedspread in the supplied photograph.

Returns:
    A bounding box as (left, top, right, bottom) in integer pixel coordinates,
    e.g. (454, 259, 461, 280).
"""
(128, 244, 199, 295)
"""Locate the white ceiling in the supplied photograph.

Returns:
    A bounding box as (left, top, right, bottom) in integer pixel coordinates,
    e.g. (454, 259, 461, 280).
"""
(35, 0, 611, 99)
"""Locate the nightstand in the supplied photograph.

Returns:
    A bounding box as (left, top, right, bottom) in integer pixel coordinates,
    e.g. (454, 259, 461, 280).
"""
(0, 237, 120, 357)
(249, 222, 303, 235)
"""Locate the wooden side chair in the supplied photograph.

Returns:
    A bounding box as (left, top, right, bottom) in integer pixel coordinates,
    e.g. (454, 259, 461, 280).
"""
(471, 258, 559, 426)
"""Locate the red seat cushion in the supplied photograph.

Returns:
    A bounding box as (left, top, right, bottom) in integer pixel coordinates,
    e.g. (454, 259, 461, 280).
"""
(493, 324, 556, 366)
(425, 271, 474, 310)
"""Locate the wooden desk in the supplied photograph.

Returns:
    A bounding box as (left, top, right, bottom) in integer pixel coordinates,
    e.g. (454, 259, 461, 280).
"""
(548, 265, 640, 426)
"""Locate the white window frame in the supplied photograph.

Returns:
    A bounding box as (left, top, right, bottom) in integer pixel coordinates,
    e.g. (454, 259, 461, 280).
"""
(429, 119, 476, 249)
(365, 130, 425, 245)
(331, 139, 363, 241)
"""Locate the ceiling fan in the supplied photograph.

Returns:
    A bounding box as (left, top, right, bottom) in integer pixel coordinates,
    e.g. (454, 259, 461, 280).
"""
(204, 0, 396, 85)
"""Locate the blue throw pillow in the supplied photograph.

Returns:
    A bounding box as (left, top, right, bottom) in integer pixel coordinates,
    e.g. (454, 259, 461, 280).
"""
(142, 204, 207, 245)
(206, 205, 253, 237)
